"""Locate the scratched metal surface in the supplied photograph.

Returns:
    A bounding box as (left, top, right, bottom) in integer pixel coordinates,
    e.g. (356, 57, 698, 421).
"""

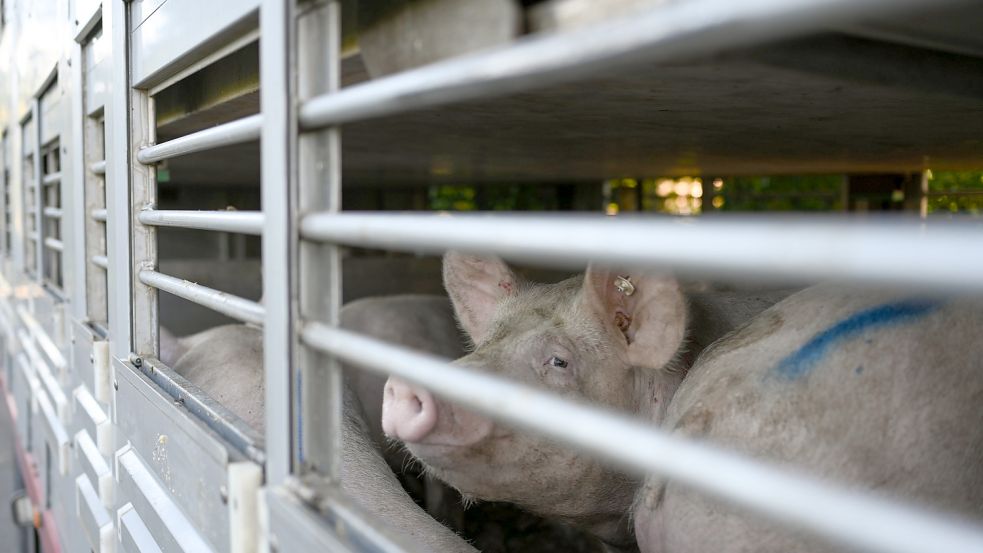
(114, 358, 238, 552)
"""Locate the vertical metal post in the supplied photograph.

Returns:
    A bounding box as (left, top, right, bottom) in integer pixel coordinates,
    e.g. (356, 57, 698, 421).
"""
(297, 0, 342, 479)
(261, 0, 298, 486)
(106, 0, 133, 360)
(128, 92, 158, 359)
(31, 101, 43, 284)
(69, 38, 89, 321)
(83, 114, 108, 325)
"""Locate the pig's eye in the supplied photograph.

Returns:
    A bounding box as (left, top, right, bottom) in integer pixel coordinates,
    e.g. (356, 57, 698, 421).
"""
(546, 356, 569, 369)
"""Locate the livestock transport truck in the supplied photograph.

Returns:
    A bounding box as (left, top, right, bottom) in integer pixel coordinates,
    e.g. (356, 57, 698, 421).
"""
(1, 0, 983, 552)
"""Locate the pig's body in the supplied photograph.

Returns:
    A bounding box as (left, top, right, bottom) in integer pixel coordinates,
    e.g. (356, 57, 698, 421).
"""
(384, 256, 792, 549)
(383, 254, 983, 553)
(635, 284, 983, 553)
(164, 298, 478, 553)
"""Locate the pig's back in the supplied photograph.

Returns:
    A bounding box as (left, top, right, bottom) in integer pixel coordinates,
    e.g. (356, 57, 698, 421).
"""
(646, 285, 983, 553)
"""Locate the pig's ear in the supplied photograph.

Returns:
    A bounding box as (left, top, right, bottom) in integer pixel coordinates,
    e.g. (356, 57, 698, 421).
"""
(582, 266, 686, 370)
(443, 252, 519, 344)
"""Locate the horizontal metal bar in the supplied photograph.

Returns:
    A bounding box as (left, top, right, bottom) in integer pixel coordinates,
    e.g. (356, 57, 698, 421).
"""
(300, 213, 983, 293)
(89, 160, 106, 175)
(136, 114, 262, 164)
(91, 255, 108, 270)
(43, 238, 63, 252)
(137, 210, 264, 235)
(42, 173, 61, 185)
(297, 0, 965, 129)
(42, 207, 62, 218)
(138, 270, 264, 326)
(26, 232, 38, 241)
(302, 323, 983, 553)
(91, 208, 107, 222)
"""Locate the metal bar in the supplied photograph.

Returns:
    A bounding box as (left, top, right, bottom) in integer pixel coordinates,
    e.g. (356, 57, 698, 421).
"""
(42, 172, 61, 186)
(297, 0, 344, 480)
(137, 210, 264, 235)
(136, 114, 262, 165)
(300, 213, 983, 293)
(31, 101, 42, 283)
(297, 0, 966, 129)
(89, 160, 106, 175)
(260, 0, 297, 485)
(138, 270, 264, 326)
(303, 323, 983, 553)
(91, 255, 108, 270)
(91, 208, 107, 222)
(71, 37, 91, 322)
(43, 238, 63, 252)
(129, 68, 159, 359)
(42, 207, 62, 218)
(106, 0, 133, 359)
(26, 232, 37, 241)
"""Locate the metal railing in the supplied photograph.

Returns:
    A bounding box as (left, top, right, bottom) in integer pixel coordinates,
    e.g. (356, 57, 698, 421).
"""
(138, 210, 264, 235)
(136, 114, 262, 164)
(300, 212, 983, 292)
(138, 270, 264, 326)
(91, 255, 108, 270)
(282, 0, 983, 552)
(298, 0, 969, 129)
(0, 0, 966, 552)
(302, 323, 983, 553)
(42, 237, 63, 252)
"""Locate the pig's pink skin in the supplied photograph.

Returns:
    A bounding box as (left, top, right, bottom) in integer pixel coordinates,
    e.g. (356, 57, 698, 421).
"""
(383, 253, 689, 549)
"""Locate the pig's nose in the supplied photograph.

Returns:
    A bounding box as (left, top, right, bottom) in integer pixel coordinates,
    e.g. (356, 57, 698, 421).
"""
(381, 378, 438, 443)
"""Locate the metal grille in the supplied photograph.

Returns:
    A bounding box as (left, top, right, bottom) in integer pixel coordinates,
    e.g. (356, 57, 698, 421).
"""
(0, 0, 980, 552)
(275, 0, 983, 552)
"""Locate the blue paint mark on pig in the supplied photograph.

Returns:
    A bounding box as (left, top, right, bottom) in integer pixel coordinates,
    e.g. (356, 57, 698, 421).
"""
(774, 299, 941, 380)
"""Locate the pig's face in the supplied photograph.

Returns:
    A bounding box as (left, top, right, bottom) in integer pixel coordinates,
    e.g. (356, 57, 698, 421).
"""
(382, 253, 686, 539)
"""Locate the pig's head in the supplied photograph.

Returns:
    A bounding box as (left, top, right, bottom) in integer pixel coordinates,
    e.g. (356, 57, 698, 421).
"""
(381, 252, 687, 546)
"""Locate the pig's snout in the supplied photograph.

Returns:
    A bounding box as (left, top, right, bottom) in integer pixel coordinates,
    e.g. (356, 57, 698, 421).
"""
(382, 378, 438, 443)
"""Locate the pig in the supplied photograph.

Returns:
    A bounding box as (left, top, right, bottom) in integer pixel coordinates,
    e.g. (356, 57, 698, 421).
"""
(163, 298, 479, 553)
(381, 253, 983, 552)
(634, 283, 983, 553)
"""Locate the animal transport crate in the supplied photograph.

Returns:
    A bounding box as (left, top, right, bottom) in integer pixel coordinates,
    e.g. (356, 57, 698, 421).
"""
(0, 0, 982, 552)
